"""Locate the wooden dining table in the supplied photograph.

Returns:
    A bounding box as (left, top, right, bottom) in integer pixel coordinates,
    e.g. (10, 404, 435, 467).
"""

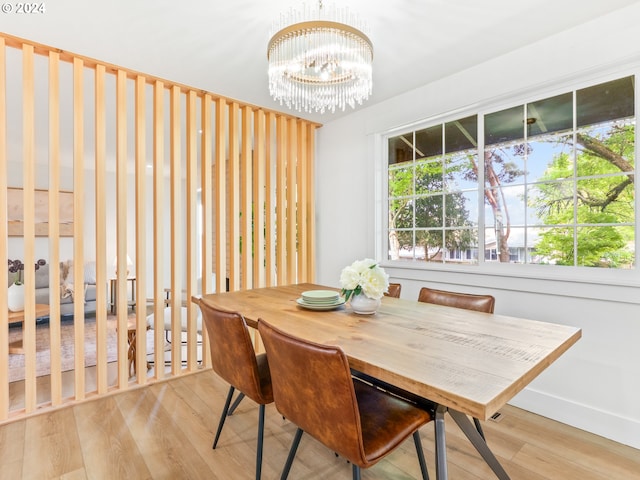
(198, 283, 582, 480)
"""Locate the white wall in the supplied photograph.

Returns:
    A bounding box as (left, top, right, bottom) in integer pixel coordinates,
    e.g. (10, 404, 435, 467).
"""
(315, 4, 640, 448)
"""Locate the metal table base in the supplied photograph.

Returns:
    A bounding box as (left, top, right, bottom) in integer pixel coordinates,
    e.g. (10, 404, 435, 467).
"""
(434, 404, 510, 480)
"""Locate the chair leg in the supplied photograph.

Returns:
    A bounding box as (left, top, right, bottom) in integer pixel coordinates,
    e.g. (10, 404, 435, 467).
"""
(256, 404, 265, 480)
(473, 417, 485, 440)
(413, 430, 430, 480)
(228, 392, 246, 416)
(280, 428, 304, 480)
(352, 464, 361, 480)
(213, 386, 235, 449)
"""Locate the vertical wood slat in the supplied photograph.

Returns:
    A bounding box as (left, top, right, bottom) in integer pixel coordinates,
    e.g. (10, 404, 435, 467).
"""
(297, 122, 308, 281)
(286, 118, 297, 283)
(253, 109, 266, 288)
(214, 97, 227, 296)
(169, 85, 182, 375)
(72, 57, 86, 401)
(22, 44, 37, 413)
(0, 37, 8, 420)
(306, 123, 317, 280)
(275, 116, 287, 285)
(265, 113, 275, 287)
(134, 75, 147, 384)
(228, 102, 240, 291)
(152, 80, 165, 379)
(186, 90, 198, 370)
(115, 69, 129, 387)
(200, 93, 213, 367)
(241, 105, 252, 290)
(94, 63, 108, 394)
(48, 51, 62, 405)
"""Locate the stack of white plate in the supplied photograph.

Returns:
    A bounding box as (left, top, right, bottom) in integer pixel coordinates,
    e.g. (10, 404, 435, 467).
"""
(297, 290, 345, 311)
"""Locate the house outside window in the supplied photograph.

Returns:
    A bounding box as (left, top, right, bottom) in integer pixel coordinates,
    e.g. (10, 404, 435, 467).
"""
(385, 75, 635, 269)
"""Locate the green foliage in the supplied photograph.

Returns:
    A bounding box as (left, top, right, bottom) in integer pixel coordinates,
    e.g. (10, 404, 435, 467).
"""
(388, 154, 477, 259)
(340, 285, 362, 302)
(534, 217, 629, 267)
(531, 123, 635, 267)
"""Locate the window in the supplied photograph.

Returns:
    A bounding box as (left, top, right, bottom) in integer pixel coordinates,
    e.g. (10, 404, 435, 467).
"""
(388, 115, 479, 264)
(386, 76, 635, 269)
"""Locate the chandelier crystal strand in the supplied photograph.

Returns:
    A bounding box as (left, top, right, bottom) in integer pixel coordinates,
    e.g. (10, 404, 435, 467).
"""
(267, 1, 373, 114)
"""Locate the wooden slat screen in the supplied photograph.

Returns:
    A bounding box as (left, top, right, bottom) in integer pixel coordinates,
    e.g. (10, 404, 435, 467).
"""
(151, 79, 166, 382)
(200, 94, 212, 367)
(21, 43, 37, 412)
(168, 84, 182, 378)
(93, 63, 108, 396)
(115, 68, 129, 387)
(48, 51, 63, 404)
(0, 33, 319, 422)
(134, 75, 148, 386)
(0, 38, 9, 417)
(72, 57, 86, 400)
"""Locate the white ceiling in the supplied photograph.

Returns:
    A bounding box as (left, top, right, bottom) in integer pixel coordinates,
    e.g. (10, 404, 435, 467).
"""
(3, 0, 640, 125)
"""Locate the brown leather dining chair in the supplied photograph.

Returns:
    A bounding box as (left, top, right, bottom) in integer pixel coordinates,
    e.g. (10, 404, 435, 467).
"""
(258, 319, 431, 480)
(197, 299, 274, 480)
(418, 286, 495, 439)
(385, 282, 402, 298)
(417, 286, 495, 314)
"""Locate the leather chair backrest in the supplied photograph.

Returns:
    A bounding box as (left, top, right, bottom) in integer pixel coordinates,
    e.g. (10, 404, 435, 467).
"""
(418, 287, 495, 313)
(385, 283, 402, 298)
(199, 299, 272, 404)
(258, 319, 366, 466)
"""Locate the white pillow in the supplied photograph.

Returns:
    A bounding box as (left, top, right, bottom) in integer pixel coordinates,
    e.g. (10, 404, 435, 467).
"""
(84, 261, 97, 284)
(60, 259, 73, 284)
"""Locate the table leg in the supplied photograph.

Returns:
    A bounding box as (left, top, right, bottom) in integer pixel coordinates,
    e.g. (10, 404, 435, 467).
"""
(110, 279, 116, 315)
(130, 277, 136, 312)
(126, 322, 152, 377)
(448, 409, 510, 480)
(127, 329, 137, 377)
(434, 404, 448, 480)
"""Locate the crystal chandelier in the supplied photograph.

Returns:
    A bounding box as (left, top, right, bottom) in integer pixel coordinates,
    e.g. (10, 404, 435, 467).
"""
(267, 1, 373, 114)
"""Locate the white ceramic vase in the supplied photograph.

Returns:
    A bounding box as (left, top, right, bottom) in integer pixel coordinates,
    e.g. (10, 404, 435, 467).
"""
(350, 293, 381, 315)
(7, 283, 25, 312)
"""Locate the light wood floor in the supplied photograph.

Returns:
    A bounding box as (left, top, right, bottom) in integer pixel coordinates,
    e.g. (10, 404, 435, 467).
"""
(2, 368, 639, 480)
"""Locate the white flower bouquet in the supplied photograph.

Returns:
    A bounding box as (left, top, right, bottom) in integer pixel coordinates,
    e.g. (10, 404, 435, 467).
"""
(339, 258, 389, 301)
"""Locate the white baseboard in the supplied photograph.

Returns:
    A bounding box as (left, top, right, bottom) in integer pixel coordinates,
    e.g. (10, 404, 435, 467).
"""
(509, 388, 640, 450)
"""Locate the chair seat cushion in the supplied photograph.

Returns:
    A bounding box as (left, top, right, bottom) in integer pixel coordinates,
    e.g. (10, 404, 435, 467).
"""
(146, 306, 202, 335)
(353, 378, 431, 466)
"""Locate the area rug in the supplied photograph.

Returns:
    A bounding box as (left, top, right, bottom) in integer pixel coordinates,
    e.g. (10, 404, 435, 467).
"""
(7, 314, 153, 383)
